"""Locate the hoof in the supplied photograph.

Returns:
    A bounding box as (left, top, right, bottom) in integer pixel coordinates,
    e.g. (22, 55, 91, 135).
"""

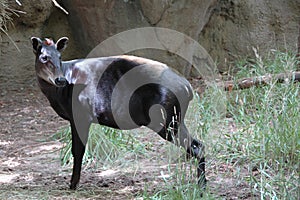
(197, 175, 207, 190)
(69, 183, 78, 190)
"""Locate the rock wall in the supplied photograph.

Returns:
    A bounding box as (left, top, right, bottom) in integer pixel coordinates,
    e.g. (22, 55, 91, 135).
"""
(0, 0, 77, 88)
(0, 0, 52, 89)
(199, 0, 300, 71)
(0, 0, 299, 87)
(62, 0, 300, 73)
(63, 0, 217, 76)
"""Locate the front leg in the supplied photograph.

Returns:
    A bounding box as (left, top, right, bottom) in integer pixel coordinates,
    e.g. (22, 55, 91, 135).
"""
(69, 121, 90, 190)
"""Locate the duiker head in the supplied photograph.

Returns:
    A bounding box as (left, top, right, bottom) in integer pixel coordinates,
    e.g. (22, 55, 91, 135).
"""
(31, 37, 69, 87)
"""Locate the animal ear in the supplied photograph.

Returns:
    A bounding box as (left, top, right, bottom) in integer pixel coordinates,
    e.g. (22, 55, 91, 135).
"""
(31, 37, 42, 54)
(56, 37, 69, 52)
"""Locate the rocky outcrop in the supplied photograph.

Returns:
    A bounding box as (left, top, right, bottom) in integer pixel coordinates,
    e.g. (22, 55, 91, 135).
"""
(63, 0, 217, 76)
(9, 0, 52, 27)
(0, 0, 299, 87)
(0, 0, 76, 88)
(199, 0, 300, 71)
(62, 0, 299, 73)
(0, 0, 53, 88)
(140, 0, 217, 38)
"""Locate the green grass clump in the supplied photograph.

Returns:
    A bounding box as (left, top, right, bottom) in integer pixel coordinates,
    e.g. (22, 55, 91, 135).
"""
(226, 83, 299, 198)
(141, 50, 299, 199)
(53, 124, 146, 169)
(217, 51, 299, 199)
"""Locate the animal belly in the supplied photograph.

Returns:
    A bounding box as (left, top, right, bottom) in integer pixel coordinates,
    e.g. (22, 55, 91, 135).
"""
(95, 109, 140, 130)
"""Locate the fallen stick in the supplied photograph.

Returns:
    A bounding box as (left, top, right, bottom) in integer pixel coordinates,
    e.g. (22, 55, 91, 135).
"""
(298, 20, 300, 70)
(220, 71, 300, 91)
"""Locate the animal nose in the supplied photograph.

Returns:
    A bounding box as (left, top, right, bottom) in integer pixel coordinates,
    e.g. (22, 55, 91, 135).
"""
(55, 77, 67, 87)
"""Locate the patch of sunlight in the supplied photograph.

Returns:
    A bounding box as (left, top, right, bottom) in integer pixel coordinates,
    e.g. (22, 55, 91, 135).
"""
(27, 143, 62, 155)
(2, 158, 20, 168)
(119, 186, 135, 194)
(24, 172, 34, 182)
(0, 141, 11, 145)
(0, 173, 19, 183)
(98, 169, 119, 177)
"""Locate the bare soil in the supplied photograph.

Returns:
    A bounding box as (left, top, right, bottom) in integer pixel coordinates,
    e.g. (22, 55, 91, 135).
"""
(0, 83, 253, 199)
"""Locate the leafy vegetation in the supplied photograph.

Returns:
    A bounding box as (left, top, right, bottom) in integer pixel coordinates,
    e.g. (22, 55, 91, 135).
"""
(221, 51, 299, 199)
(53, 124, 147, 169)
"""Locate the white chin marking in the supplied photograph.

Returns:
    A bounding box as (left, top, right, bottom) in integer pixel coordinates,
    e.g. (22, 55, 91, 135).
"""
(48, 77, 56, 85)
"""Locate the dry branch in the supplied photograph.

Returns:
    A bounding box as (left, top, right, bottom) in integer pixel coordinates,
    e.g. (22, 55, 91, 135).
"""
(298, 20, 300, 70)
(221, 71, 300, 91)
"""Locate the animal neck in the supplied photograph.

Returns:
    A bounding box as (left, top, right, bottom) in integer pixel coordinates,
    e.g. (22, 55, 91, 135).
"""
(36, 77, 58, 96)
(63, 62, 88, 85)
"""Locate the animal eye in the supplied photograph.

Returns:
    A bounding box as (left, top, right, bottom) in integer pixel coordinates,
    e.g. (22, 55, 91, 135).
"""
(39, 54, 49, 63)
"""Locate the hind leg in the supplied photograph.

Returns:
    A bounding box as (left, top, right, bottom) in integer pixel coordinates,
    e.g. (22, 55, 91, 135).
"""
(151, 117, 207, 188)
(174, 122, 207, 187)
(180, 124, 207, 187)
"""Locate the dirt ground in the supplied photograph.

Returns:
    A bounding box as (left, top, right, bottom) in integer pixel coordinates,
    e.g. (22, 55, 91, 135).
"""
(0, 82, 254, 199)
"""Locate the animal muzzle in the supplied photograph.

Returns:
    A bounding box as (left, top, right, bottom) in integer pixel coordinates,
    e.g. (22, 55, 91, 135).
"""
(55, 77, 67, 87)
